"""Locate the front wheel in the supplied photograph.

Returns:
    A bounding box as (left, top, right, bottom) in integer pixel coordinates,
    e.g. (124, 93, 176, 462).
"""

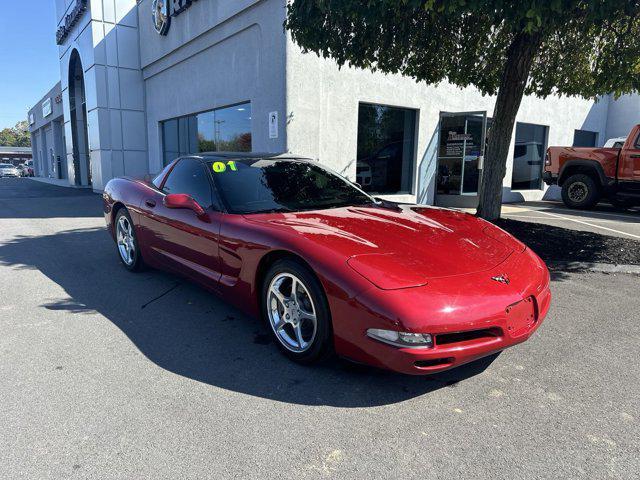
(115, 209, 145, 272)
(561, 174, 600, 210)
(262, 259, 333, 365)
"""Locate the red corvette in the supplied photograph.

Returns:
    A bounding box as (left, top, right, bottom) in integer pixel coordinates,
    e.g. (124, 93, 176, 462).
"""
(103, 153, 551, 375)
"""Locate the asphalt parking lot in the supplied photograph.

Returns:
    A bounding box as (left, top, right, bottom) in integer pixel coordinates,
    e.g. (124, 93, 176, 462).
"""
(1, 178, 638, 479)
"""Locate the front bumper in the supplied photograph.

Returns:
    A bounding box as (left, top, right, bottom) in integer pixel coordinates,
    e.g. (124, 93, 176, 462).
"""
(331, 248, 551, 375)
(543, 171, 557, 186)
(356, 287, 549, 375)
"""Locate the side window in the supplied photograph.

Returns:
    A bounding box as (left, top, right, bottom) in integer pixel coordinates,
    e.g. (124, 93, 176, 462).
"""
(152, 162, 174, 189)
(635, 134, 640, 149)
(163, 158, 214, 208)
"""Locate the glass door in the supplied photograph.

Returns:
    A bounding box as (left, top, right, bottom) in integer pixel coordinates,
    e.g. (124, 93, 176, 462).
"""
(436, 112, 487, 203)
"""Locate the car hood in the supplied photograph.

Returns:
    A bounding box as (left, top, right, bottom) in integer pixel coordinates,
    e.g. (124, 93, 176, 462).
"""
(248, 205, 516, 289)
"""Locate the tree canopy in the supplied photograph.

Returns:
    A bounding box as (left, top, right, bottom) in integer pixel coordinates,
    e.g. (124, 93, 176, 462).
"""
(286, 0, 640, 100)
(0, 121, 31, 148)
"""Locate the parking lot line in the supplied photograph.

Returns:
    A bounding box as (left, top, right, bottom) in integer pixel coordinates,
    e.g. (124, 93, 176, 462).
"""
(537, 207, 639, 221)
(533, 209, 640, 240)
(503, 212, 632, 223)
(502, 214, 561, 220)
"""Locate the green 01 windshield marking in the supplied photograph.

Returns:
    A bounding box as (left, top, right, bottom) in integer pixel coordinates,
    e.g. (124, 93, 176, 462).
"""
(212, 161, 238, 173)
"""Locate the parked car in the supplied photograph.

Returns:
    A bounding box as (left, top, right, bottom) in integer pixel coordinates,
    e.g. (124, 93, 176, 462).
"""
(603, 137, 627, 149)
(358, 141, 406, 192)
(17, 164, 29, 177)
(24, 160, 34, 177)
(104, 153, 550, 375)
(544, 124, 640, 209)
(0, 163, 20, 178)
(512, 141, 545, 190)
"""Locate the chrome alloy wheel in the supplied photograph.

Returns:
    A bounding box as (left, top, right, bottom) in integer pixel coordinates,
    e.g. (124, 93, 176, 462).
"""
(267, 273, 318, 353)
(568, 181, 588, 203)
(116, 215, 136, 266)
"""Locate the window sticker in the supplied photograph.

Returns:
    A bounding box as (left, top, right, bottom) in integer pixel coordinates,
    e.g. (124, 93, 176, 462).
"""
(211, 161, 238, 173)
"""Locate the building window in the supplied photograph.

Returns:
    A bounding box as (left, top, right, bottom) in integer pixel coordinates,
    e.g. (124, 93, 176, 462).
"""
(511, 122, 548, 190)
(161, 103, 252, 166)
(356, 103, 416, 194)
(573, 129, 598, 147)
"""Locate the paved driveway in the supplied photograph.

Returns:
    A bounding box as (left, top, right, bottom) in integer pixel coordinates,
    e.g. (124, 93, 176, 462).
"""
(0, 178, 638, 479)
(500, 201, 640, 240)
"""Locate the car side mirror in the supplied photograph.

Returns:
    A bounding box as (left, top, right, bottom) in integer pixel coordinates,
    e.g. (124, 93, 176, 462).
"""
(163, 193, 207, 218)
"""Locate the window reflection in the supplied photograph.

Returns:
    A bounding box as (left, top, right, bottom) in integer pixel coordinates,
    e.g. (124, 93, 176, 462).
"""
(356, 103, 416, 194)
(512, 122, 547, 190)
(161, 103, 252, 166)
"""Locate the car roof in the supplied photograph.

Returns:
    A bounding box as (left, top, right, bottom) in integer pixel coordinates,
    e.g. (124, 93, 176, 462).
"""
(195, 152, 312, 162)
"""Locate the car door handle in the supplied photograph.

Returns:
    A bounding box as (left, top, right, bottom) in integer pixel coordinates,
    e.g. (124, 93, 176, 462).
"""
(145, 199, 156, 208)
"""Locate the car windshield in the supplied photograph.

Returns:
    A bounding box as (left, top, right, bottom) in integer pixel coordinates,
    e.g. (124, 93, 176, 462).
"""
(209, 158, 375, 214)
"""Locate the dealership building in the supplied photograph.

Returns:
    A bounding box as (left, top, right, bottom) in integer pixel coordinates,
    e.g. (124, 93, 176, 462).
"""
(28, 0, 640, 206)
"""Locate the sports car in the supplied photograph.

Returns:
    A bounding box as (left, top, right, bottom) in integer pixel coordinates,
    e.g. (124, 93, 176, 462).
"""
(103, 153, 551, 375)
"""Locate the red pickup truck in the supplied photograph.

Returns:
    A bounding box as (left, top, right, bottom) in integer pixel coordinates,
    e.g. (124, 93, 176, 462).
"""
(544, 124, 640, 209)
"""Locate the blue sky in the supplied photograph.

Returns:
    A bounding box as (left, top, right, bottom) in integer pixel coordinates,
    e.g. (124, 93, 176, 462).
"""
(0, 1, 61, 129)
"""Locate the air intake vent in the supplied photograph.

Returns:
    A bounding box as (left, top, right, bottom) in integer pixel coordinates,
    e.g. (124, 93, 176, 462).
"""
(436, 328, 502, 346)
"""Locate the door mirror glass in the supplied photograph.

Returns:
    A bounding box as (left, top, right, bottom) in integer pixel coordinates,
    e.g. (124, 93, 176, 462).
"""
(163, 193, 206, 217)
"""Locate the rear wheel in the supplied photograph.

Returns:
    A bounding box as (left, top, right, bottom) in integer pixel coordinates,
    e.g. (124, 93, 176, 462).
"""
(115, 209, 144, 272)
(561, 174, 600, 209)
(262, 259, 333, 364)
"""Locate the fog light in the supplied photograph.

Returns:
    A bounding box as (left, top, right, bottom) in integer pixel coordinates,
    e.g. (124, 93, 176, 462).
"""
(367, 329, 433, 348)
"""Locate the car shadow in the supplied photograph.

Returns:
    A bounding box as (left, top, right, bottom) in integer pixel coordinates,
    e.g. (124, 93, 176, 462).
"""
(0, 226, 498, 408)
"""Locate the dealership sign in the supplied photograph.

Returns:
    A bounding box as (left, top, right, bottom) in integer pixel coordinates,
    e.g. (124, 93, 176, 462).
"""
(153, 0, 200, 36)
(56, 0, 88, 45)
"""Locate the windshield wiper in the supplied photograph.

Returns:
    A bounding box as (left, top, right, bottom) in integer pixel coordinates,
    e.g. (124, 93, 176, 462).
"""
(252, 207, 293, 214)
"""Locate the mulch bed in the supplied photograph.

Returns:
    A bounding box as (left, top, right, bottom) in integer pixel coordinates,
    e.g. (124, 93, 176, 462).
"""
(495, 218, 640, 267)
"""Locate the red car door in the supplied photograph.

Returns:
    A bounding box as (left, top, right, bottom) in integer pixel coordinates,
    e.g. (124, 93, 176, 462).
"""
(619, 131, 640, 185)
(138, 158, 222, 287)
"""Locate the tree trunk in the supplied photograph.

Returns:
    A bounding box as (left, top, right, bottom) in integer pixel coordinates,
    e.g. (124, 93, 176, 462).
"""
(476, 31, 543, 221)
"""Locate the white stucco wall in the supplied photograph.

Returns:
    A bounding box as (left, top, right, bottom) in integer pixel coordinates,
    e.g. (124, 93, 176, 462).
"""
(605, 94, 640, 141)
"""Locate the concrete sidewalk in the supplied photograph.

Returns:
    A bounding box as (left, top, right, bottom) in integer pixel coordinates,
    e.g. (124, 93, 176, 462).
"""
(28, 176, 92, 189)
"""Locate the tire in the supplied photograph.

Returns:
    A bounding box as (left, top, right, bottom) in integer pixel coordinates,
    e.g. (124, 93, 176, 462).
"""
(114, 208, 145, 272)
(261, 258, 333, 365)
(561, 174, 600, 209)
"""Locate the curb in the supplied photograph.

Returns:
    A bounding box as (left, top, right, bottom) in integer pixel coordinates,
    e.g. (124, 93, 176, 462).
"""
(549, 261, 640, 275)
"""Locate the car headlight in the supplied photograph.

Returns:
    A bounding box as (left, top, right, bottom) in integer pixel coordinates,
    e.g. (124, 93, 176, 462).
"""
(367, 328, 433, 348)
